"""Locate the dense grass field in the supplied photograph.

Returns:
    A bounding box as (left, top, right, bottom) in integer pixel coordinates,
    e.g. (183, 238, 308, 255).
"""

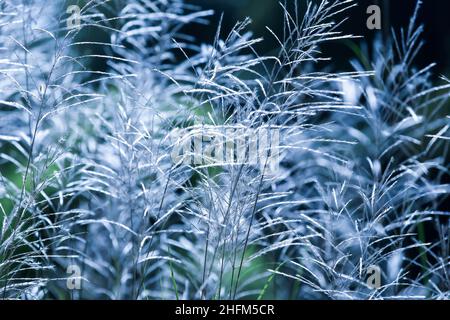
(0, 0, 448, 300)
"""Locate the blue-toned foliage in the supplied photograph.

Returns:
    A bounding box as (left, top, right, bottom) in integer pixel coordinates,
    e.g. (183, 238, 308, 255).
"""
(0, 0, 448, 300)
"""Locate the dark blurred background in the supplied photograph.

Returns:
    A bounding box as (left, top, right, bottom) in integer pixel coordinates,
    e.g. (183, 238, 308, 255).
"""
(186, 0, 450, 76)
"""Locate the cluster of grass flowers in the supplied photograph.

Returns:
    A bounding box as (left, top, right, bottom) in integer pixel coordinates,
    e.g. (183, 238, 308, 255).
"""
(0, 0, 448, 300)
